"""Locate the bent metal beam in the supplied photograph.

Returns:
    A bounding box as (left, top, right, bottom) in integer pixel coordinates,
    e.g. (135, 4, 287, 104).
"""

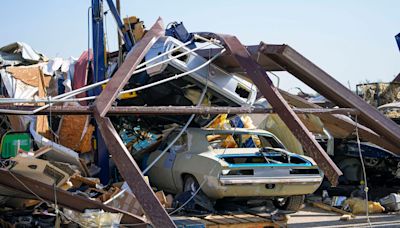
(93, 18, 176, 228)
(260, 43, 400, 155)
(197, 32, 342, 185)
(0, 105, 359, 116)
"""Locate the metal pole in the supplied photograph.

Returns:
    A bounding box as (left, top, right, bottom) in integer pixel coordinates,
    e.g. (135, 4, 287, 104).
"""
(92, 0, 109, 185)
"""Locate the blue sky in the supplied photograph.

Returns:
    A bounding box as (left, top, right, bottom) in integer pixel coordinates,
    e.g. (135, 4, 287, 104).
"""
(2, 0, 399, 93)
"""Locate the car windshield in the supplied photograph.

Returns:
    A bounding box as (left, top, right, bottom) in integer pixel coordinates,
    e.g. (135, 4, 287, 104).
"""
(206, 132, 284, 149)
(379, 107, 400, 119)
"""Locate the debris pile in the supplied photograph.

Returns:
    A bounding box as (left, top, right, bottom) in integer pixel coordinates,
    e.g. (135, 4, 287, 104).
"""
(0, 10, 400, 228)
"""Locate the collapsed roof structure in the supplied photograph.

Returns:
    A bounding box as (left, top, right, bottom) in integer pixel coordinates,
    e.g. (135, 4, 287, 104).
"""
(1, 1, 400, 227)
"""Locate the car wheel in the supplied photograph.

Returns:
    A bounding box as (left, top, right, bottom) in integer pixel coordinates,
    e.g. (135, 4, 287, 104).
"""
(181, 175, 215, 212)
(337, 157, 363, 184)
(273, 195, 305, 211)
(183, 175, 200, 193)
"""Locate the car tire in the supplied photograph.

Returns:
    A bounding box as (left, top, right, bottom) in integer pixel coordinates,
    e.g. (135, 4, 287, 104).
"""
(183, 175, 200, 193)
(336, 157, 363, 184)
(182, 175, 215, 212)
(273, 195, 305, 211)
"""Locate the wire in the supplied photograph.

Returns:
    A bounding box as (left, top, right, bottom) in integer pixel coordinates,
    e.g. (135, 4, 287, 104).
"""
(169, 47, 236, 215)
(142, 54, 212, 174)
(267, 71, 281, 88)
(0, 36, 221, 110)
(0, 40, 194, 105)
(87, 6, 92, 63)
(0, 48, 226, 115)
(121, 49, 226, 94)
(355, 115, 372, 227)
(168, 126, 238, 215)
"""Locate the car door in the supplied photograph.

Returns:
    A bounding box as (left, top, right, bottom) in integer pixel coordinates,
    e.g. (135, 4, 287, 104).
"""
(147, 131, 189, 193)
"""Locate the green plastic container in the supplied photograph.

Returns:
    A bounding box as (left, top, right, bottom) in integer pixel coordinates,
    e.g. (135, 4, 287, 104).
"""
(1, 132, 32, 158)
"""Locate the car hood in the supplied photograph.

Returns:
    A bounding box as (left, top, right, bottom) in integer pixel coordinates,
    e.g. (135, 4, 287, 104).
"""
(197, 147, 318, 167)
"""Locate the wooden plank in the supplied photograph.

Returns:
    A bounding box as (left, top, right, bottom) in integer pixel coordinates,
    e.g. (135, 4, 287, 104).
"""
(176, 213, 282, 228)
(231, 213, 266, 223)
(204, 215, 233, 224)
(311, 202, 355, 218)
(221, 215, 250, 223)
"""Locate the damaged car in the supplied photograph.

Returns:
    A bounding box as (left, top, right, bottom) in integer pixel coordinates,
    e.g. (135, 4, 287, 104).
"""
(118, 36, 257, 127)
(144, 128, 323, 211)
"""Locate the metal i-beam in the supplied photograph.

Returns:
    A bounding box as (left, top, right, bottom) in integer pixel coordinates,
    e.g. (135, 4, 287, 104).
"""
(92, 0, 109, 185)
(0, 105, 359, 116)
(260, 43, 400, 154)
(94, 18, 164, 117)
(93, 18, 175, 227)
(0, 169, 147, 226)
(105, 0, 133, 51)
(94, 114, 175, 227)
(198, 33, 342, 185)
(393, 73, 400, 83)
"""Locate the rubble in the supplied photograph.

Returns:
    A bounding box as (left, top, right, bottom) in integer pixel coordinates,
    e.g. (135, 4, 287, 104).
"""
(0, 2, 399, 227)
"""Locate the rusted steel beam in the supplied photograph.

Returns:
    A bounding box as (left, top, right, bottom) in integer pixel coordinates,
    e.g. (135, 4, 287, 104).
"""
(94, 17, 164, 117)
(94, 115, 175, 228)
(0, 169, 147, 226)
(197, 33, 342, 185)
(280, 89, 400, 153)
(393, 73, 400, 83)
(260, 43, 400, 154)
(0, 105, 359, 116)
(92, 18, 175, 228)
(195, 45, 284, 72)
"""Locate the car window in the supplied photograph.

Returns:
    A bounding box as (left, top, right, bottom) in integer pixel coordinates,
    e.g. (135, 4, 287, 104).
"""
(379, 107, 400, 119)
(166, 132, 188, 153)
(207, 133, 284, 149)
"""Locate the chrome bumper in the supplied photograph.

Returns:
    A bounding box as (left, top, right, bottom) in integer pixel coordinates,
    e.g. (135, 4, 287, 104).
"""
(219, 176, 323, 185)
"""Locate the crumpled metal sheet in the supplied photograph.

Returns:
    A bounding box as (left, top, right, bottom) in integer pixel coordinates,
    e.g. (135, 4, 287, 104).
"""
(0, 42, 47, 66)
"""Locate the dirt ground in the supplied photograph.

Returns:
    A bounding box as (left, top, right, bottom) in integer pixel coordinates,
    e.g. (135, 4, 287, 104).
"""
(287, 206, 400, 228)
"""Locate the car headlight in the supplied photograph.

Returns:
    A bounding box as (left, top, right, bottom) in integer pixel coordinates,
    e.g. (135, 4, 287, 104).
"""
(221, 169, 230, 175)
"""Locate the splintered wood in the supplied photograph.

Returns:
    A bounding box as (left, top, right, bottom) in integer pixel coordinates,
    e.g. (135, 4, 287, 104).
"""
(58, 104, 94, 153)
(6, 66, 51, 87)
(78, 124, 95, 153)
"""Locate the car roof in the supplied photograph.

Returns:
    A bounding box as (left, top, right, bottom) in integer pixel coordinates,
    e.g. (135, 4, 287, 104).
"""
(186, 127, 275, 137)
(378, 102, 400, 110)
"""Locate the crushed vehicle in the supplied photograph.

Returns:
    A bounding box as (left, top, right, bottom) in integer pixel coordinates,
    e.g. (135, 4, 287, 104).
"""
(144, 127, 324, 211)
(378, 102, 400, 124)
(317, 137, 400, 186)
(118, 35, 257, 127)
(356, 82, 400, 108)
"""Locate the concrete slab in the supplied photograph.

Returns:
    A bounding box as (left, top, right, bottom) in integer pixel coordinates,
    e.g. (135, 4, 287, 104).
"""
(288, 206, 400, 228)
